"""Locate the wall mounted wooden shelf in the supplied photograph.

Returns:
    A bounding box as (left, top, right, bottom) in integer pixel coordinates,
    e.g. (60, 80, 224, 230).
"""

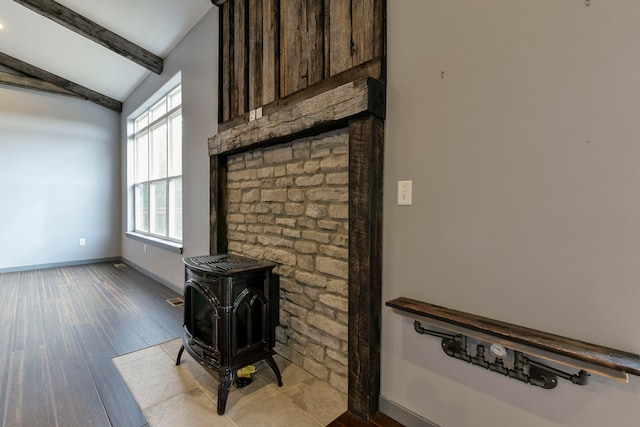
(386, 297, 640, 384)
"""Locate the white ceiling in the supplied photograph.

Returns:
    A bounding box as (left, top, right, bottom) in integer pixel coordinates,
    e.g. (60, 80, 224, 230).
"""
(0, 0, 214, 101)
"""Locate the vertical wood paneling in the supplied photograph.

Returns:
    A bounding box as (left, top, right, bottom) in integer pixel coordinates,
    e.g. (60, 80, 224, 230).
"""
(232, 0, 248, 117)
(249, 0, 263, 110)
(307, 0, 325, 86)
(351, 0, 374, 67)
(218, 0, 384, 123)
(221, 2, 232, 122)
(280, 0, 305, 97)
(280, 0, 325, 97)
(329, 0, 353, 76)
(262, 0, 279, 105)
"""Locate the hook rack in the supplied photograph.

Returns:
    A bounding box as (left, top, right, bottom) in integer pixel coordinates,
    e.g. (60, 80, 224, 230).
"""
(414, 320, 588, 389)
(386, 297, 640, 386)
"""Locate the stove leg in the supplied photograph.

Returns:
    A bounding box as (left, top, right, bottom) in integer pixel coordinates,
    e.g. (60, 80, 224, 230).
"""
(217, 370, 233, 415)
(265, 355, 283, 387)
(175, 345, 185, 366)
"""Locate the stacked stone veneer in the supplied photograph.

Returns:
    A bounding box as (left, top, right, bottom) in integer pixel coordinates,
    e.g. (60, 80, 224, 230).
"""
(226, 128, 349, 393)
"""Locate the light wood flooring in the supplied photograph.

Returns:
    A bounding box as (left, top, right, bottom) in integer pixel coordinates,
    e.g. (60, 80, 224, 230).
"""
(0, 262, 184, 427)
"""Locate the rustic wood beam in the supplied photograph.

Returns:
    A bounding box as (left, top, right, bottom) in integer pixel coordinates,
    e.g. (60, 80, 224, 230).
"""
(0, 51, 122, 112)
(13, 0, 163, 74)
(348, 115, 384, 419)
(209, 77, 385, 155)
(0, 70, 84, 99)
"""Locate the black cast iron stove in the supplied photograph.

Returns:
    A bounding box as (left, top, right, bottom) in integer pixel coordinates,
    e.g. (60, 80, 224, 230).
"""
(175, 253, 282, 414)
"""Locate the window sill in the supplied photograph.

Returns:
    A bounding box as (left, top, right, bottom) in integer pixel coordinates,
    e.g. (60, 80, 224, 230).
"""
(126, 232, 183, 254)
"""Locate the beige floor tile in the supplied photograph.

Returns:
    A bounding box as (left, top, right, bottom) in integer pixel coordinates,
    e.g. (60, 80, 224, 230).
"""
(115, 343, 346, 427)
(115, 347, 196, 409)
(225, 385, 322, 427)
(283, 377, 347, 425)
(159, 338, 183, 359)
(112, 344, 164, 368)
(257, 355, 314, 391)
(145, 388, 237, 427)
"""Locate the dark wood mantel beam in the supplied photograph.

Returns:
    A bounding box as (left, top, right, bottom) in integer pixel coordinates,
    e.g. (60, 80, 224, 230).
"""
(0, 51, 122, 112)
(13, 0, 163, 74)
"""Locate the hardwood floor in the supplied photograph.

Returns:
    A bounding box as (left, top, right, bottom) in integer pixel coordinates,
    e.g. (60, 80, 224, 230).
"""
(0, 262, 184, 427)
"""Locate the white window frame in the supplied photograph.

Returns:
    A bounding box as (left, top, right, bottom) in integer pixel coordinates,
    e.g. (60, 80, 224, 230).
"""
(128, 84, 183, 249)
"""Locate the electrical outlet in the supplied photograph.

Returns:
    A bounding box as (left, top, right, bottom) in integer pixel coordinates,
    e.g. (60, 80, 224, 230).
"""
(398, 180, 412, 205)
(79, 238, 86, 246)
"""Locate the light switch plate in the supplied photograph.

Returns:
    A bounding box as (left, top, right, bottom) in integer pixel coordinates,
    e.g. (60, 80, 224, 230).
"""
(398, 180, 412, 205)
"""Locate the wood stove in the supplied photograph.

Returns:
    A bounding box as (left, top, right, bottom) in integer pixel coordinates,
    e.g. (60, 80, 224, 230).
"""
(175, 253, 282, 414)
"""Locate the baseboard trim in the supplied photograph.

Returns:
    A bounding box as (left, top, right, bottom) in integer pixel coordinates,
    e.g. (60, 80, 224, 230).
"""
(119, 257, 183, 295)
(0, 257, 121, 274)
(378, 396, 439, 427)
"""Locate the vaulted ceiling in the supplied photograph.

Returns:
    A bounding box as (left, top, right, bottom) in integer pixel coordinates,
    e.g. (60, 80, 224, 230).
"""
(0, 0, 214, 112)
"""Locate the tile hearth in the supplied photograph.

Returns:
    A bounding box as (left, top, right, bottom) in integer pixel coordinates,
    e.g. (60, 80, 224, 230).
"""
(113, 339, 347, 427)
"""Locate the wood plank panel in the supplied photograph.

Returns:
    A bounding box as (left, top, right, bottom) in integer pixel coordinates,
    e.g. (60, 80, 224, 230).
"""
(280, 0, 324, 97)
(49, 358, 111, 427)
(221, 1, 232, 122)
(95, 307, 148, 355)
(351, 0, 374, 67)
(42, 299, 83, 363)
(233, 0, 248, 117)
(279, 0, 306, 97)
(12, 295, 45, 351)
(0, 273, 18, 325)
(328, 0, 353, 76)
(348, 116, 384, 419)
(74, 321, 148, 427)
(262, 0, 279, 105)
(0, 323, 13, 425)
(249, 0, 264, 110)
(308, 0, 325, 86)
(4, 346, 56, 426)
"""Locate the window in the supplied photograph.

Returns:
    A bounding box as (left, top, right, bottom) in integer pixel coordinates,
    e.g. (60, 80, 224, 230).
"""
(132, 85, 182, 243)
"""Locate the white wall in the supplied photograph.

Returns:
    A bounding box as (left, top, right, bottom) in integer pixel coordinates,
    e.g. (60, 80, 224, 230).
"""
(382, 1, 640, 426)
(0, 87, 120, 271)
(120, 8, 217, 290)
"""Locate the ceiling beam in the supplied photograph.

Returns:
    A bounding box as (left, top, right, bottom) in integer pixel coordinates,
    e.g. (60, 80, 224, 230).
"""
(0, 51, 122, 112)
(0, 70, 85, 99)
(13, 0, 163, 74)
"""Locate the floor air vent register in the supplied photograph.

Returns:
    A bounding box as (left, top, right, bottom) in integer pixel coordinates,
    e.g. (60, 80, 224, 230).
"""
(176, 253, 282, 415)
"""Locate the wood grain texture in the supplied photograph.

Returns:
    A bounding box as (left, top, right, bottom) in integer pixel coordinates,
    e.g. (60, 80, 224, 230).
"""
(220, 1, 232, 122)
(4, 346, 56, 427)
(0, 70, 84, 98)
(217, 0, 385, 124)
(262, 0, 279, 105)
(348, 116, 384, 419)
(0, 263, 184, 427)
(0, 51, 122, 112)
(249, 0, 264, 110)
(386, 297, 640, 376)
(233, 0, 248, 118)
(13, 0, 163, 74)
(209, 77, 384, 155)
(49, 358, 111, 427)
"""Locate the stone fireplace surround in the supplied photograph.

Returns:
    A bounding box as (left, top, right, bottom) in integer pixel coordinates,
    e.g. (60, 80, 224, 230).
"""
(208, 77, 385, 420)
